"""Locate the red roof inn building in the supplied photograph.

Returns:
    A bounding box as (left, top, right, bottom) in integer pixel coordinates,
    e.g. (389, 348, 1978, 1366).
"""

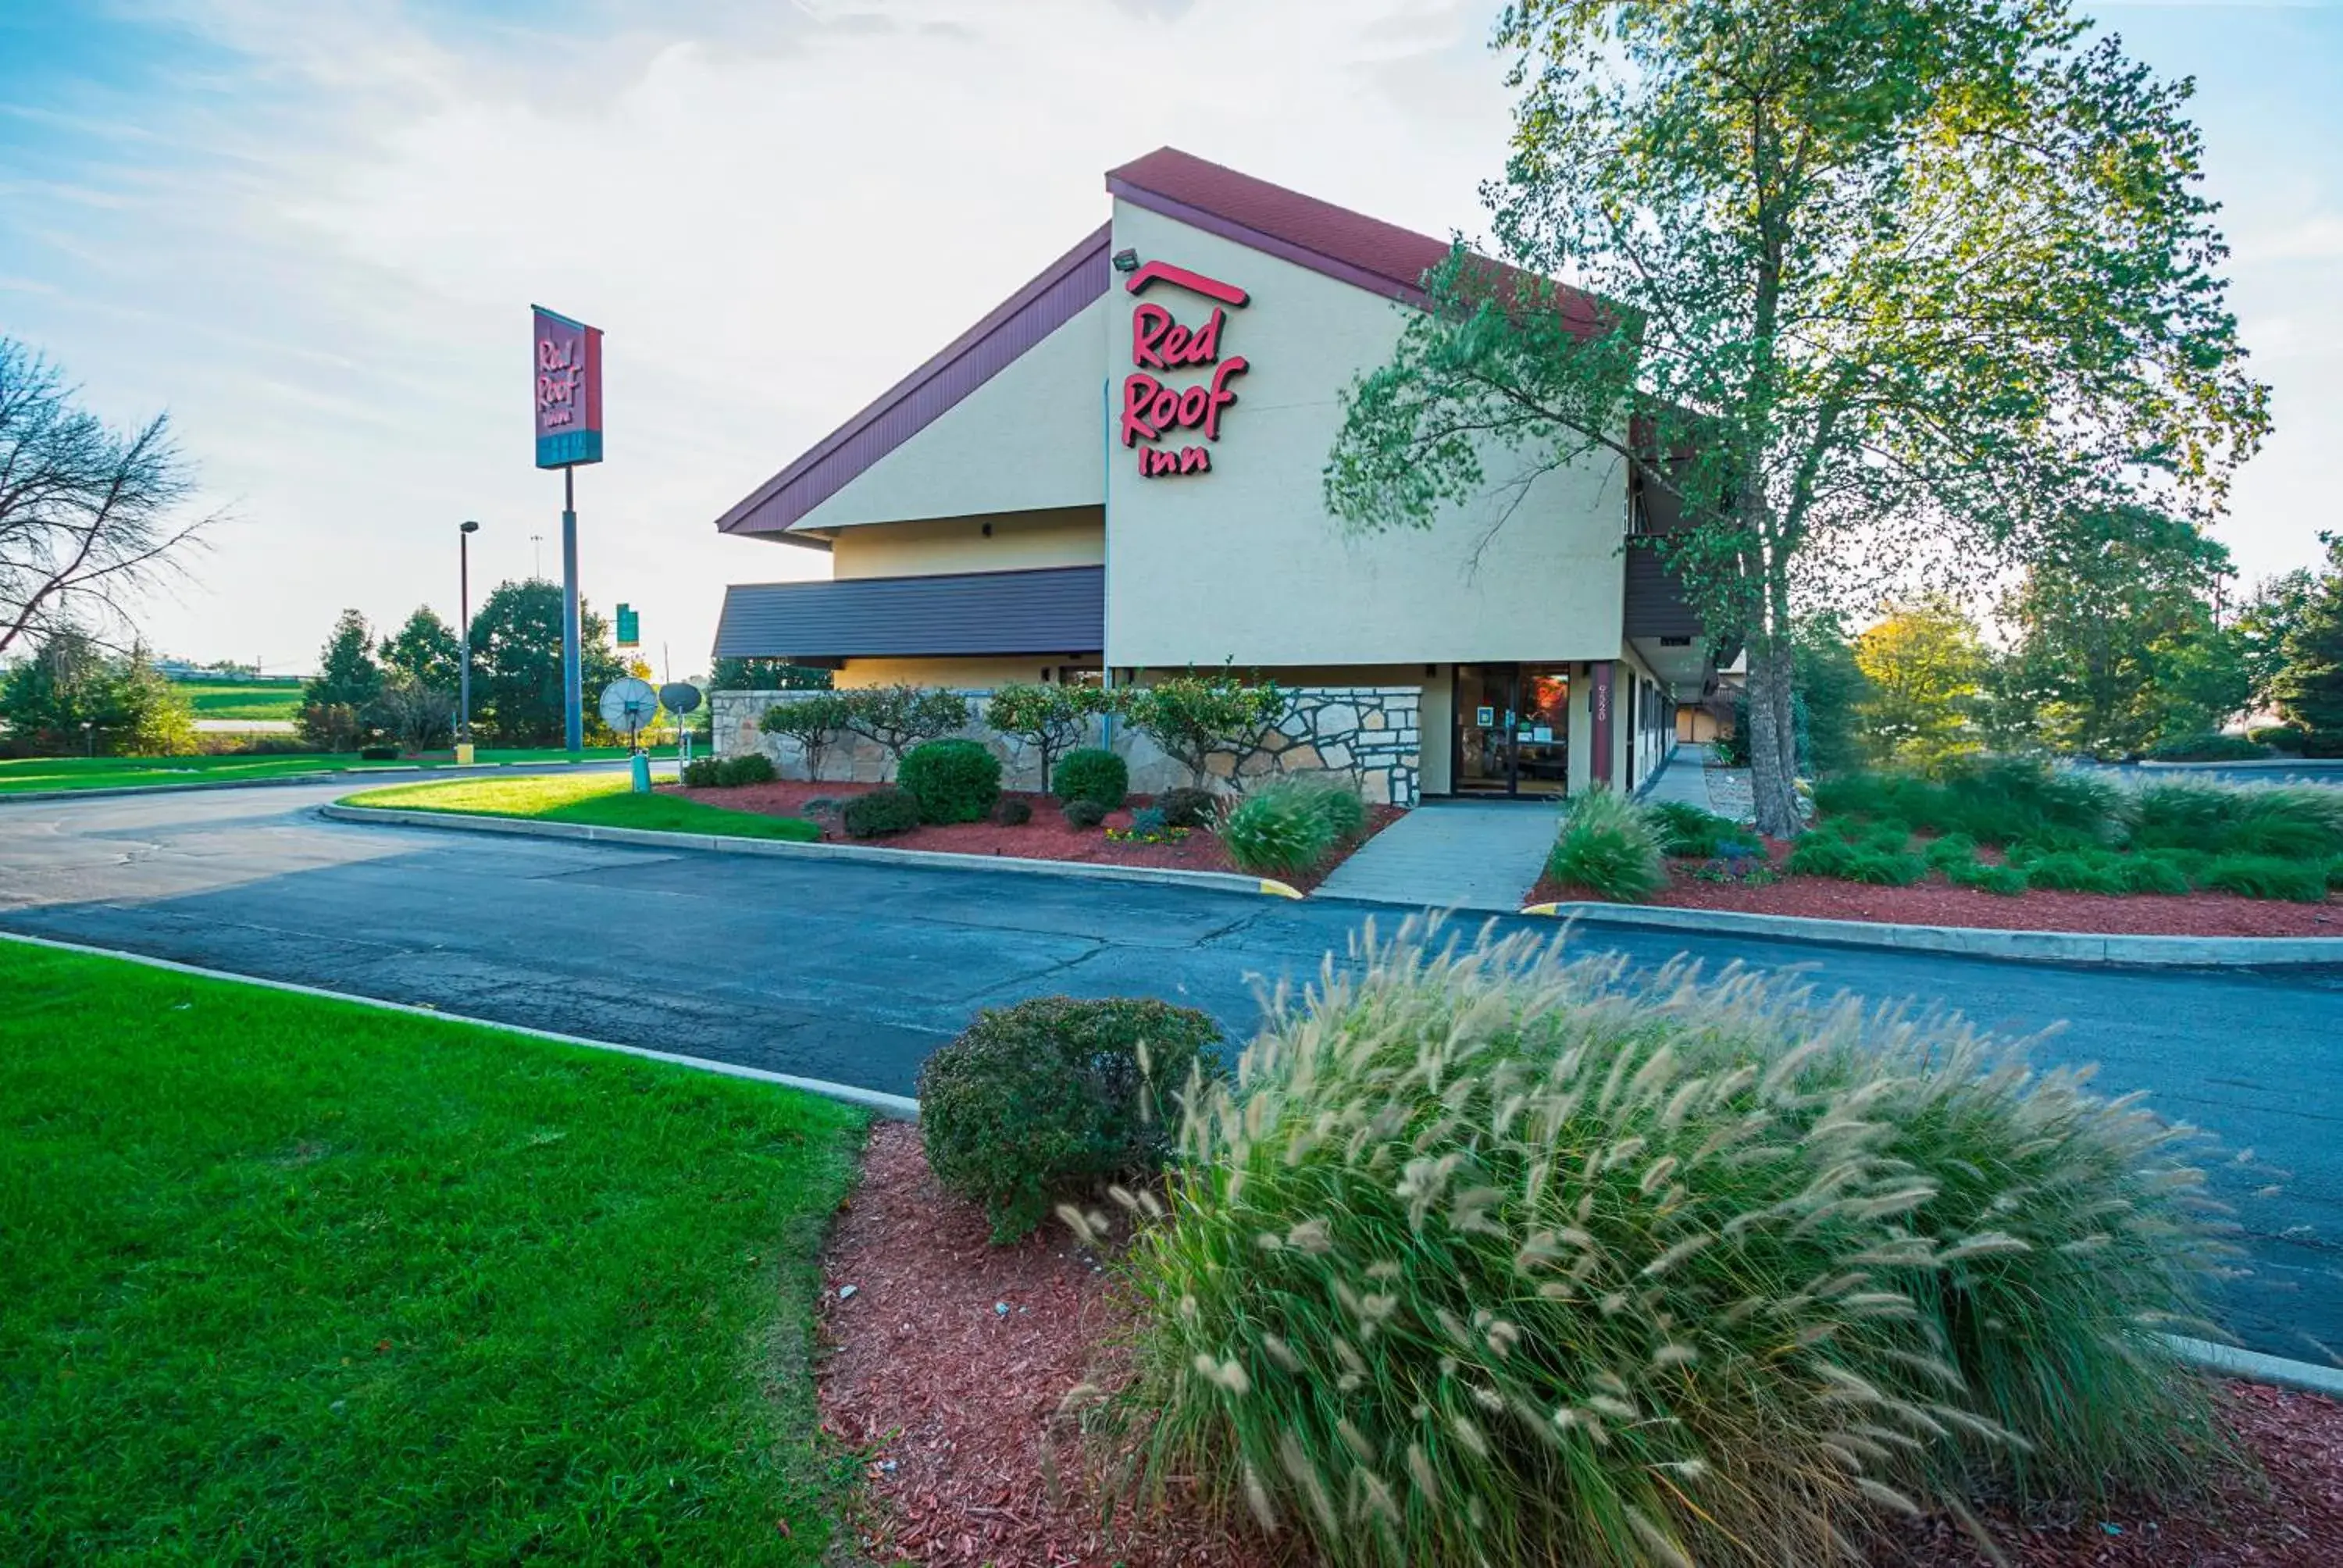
(710, 148, 1712, 805)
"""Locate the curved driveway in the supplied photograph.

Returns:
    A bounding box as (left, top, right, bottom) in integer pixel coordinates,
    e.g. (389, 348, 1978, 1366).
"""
(2, 778, 2338, 1362)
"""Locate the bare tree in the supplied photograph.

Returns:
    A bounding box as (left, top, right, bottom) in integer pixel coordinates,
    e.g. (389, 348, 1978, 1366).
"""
(0, 340, 212, 657)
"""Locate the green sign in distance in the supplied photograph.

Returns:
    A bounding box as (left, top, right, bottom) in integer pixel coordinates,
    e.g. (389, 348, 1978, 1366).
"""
(615, 603, 638, 647)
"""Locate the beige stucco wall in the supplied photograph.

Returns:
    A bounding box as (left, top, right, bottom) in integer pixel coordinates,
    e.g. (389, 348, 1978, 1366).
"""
(792, 296, 1108, 531)
(1102, 201, 1629, 668)
(833, 655, 1098, 690)
(828, 507, 1104, 579)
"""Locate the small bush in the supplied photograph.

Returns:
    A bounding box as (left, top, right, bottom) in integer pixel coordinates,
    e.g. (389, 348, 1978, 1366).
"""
(991, 796, 1033, 827)
(2023, 850, 2131, 896)
(2249, 724, 2308, 753)
(1845, 848, 1926, 886)
(1157, 786, 1219, 829)
(680, 757, 722, 788)
(1544, 789, 1664, 902)
(840, 786, 921, 838)
(1117, 924, 2226, 1568)
(1062, 799, 1109, 830)
(1289, 778, 1368, 843)
(1646, 800, 1746, 858)
(1922, 832, 1979, 871)
(1785, 831, 1862, 878)
(2127, 782, 2343, 860)
(2148, 732, 2267, 762)
(897, 738, 1001, 825)
(1221, 788, 1337, 878)
(716, 753, 776, 787)
(1128, 804, 1170, 837)
(919, 996, 1222, 1243)
(1860, 822, 1914, 855)
(1053, 747, 1129, 811)
(2201, 854, 2331, 902)
(1947, 859, 2030, 896)
(358, 744, 399, 761)
(2118, 854, 2194, 896)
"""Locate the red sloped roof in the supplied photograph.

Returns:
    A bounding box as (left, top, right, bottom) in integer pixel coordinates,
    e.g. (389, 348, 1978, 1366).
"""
(1107, 147, 1460, 302)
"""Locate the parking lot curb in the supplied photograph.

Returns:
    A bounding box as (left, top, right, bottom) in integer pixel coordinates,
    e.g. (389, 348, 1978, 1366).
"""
(0, 928, 919, 1120)
(1515, 900, 2342, 969)
(319, 801, 1301, 900)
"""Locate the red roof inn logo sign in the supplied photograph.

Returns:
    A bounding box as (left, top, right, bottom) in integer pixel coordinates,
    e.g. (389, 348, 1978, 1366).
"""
(1120, 261, 1248, 478)
(533, 305, 604, 469)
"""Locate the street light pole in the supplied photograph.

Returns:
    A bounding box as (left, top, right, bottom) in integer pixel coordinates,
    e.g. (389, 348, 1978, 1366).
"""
(459, 519, 480, 754)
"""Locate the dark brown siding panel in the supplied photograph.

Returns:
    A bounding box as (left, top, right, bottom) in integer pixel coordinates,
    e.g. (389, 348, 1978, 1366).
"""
(713, 566, 1105, 661)
(1623, 547, 1706, 640)
(714, 226, 1113, 539)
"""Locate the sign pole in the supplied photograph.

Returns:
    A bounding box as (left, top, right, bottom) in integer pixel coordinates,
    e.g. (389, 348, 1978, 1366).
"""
(562, 462, 583, 754)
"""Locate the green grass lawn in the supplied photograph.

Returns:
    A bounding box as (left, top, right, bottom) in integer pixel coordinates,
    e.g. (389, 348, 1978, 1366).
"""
(0, 750, 636, 795)
(344, 772, 822, 841)
(0, 942, 865, 1561)
(171, 679, 305, 722)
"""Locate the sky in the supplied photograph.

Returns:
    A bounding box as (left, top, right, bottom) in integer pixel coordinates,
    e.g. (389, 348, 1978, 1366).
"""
(2, 0, 2337, 677)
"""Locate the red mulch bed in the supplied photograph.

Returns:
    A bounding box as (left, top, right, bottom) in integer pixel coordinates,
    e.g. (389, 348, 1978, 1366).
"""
(820, 1127, 2343, 1567)
(1528, 843, 2343, 939)
(668, 780, 1401, 893)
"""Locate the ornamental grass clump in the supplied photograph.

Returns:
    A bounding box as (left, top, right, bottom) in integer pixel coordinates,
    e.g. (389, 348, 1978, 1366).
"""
(1545, 789, 1665, 902)
(1106, 922, 2228, 1568)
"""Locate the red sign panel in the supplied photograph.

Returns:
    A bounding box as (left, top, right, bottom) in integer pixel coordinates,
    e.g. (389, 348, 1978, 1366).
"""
(1119, 261, 1247, 479)
(533, 306, 604, 469)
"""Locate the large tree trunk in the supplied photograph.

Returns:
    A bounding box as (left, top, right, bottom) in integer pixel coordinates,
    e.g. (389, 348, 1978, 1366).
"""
(1744, 634, 1803, 838)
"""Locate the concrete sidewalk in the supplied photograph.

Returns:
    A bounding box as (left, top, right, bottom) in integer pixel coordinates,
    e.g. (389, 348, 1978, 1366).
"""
(1314, 797, 1560, 911)
(1639, 743, 1753, 822)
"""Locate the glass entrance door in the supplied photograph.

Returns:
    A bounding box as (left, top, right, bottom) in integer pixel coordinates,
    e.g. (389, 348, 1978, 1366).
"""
(1452, 665, 1571, 796)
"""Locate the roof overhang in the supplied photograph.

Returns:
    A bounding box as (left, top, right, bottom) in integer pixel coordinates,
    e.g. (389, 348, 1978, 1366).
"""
(712, 566, 1104, 661)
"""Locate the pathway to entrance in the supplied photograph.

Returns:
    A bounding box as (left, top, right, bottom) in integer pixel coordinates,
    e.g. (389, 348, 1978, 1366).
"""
(1314, 797, 1561, 911)
(1639, 743, 1753, 821)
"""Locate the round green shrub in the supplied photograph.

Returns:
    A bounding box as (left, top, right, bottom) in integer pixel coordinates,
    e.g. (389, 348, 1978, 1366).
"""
(920, 996, 1223, 1243)
(1785, 831, 1861, 878)
(1646, 800, 1745, 858)
(1921, 832, 1979, 871)
(679, 757, 722, 788)
(840, 786, 921, 838)
(2248, 724, 2307, 753)
(2023, 850, 2130, 896)
(2147, 732, 2267, 762)
(1947, 859, 2029, 896)
(2117, 854, 2193, 896)
(991, 796, 1033, 827)
(1157, 786, 1220, 829)
(1845, 849, 1926, 886)
(715, 753, 776, 787)
(1221, 787, 1338, 878)
(1542, 789, 1664, 902)
(1061, 798, 1109, 830)
(1053, 747, 1129, 811)
(1114, 924, 2224, 1568)
(1293, 779, 1368, 843)
(2201, 853, 2331, 902)
(897, 738, 1000, 825)
(358, 744, 400, 761)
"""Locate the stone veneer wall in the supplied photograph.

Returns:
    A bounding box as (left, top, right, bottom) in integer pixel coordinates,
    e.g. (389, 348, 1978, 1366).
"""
(708, 686, 1424, 807)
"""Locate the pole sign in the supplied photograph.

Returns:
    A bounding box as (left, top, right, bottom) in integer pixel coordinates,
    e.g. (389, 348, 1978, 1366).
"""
(533, 305, 604, 469)
(615, 603, 639, 648)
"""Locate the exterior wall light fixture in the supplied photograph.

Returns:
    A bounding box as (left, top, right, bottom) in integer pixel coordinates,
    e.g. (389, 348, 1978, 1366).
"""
(1111, 248, 1139, 273)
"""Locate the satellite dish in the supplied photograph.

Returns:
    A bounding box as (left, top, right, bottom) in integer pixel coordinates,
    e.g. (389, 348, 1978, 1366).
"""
(599, 676, 660, 739)
(659, 681, 703, 716)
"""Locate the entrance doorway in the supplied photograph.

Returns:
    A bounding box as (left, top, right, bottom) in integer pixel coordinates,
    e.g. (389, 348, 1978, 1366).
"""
(1453, 664, 1570, 796)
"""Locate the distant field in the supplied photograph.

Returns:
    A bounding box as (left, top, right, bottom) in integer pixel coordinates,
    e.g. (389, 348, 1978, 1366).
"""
(170, 679, 305, 722)
(0, 750, 634, 796)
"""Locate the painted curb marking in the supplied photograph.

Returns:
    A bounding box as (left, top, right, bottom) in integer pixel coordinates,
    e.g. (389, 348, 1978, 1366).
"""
(1516, 900, 2341, 970)
(319, 801, 1290, 899)
(0, 929, 918, 1121)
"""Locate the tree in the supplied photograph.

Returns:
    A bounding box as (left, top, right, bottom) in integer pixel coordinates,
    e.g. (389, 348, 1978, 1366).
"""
(379, 606, 463, 692)
(2236, 567, 2316, 714)
(299, 609, 383, 750)
(1997, 506, 2245, 757)
(366, 675, 456, 754)
(1325, 0, 2268, 834)
(1854, 599, 1987, 772)
(0, 626, 194, 755)
(837, 685, 972, 775)
(1791, 615, 1869, 778)
(762, 693, 854, 781)
(709, 657, 833, 691)
(2271, 533, 2343, 747)
(986, 682, 1114, 790)
(464, 579, 626, 747)
(0, 340, 214, 657)
(1122, 668, 1288, 788)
